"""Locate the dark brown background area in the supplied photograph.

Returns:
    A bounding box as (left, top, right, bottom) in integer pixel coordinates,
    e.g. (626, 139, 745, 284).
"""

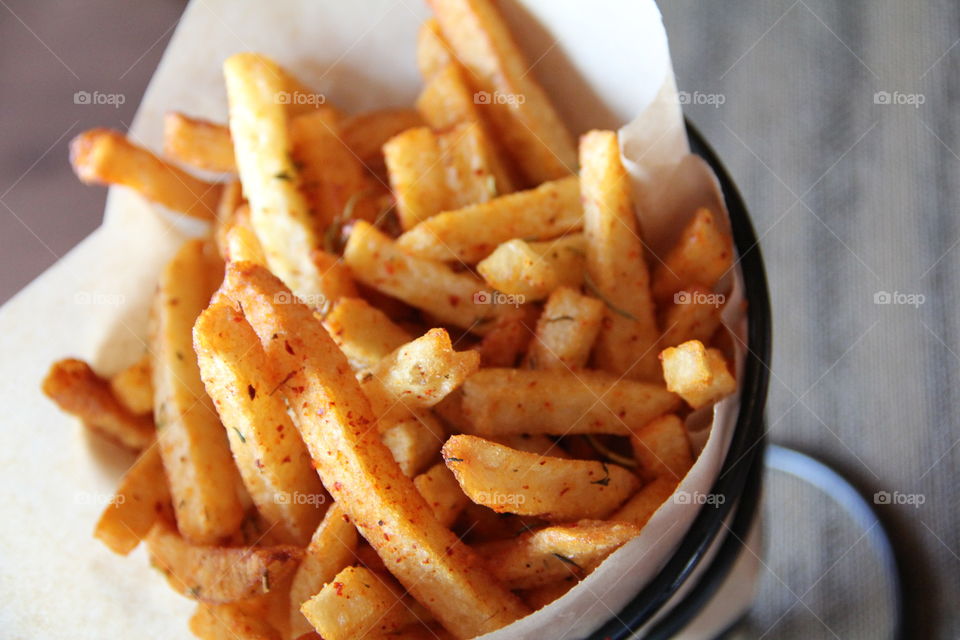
(1, 2, 956, 638)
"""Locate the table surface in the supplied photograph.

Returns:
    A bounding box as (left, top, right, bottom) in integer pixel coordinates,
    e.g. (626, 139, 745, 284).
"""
(0, 1, 956, 638)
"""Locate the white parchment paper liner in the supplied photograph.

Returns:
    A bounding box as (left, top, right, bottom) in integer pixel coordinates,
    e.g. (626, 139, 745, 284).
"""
(0, 1, 748, 638)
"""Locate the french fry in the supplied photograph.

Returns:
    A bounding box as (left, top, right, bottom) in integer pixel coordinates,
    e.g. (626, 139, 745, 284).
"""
(309, 250, 359, 308)
(631, 414, 694, 482)
(323, 297, 412, 371)
(289, 503, 359, 637)
(376, 405, 447, 477)
(164, 112, 237, 173)
(475, 520, 640, 589)
(190, 599, 281, 640)
(300, 566, 421, 640)
(476, 234, 584, 300)
(384, 126, 451, 229)
(651, 208, 734, 302)
(224, 53, 328, 306)
(42, 358, 154, 451)
(94, 446, 172, 555)
(147, 519, 302, 604)
(338, 108, 425, 172)
(660, 340, 736, 409)
(439, 122, 503, 208)
(495, 434, 568, 459)
(414, 463, 469, 527)
(525, 286, 604, 371)
(417, 18, 455, 80)
(476, 306, 537, 367)
(290, 110, 376, 233)
(222, 205, 268, 266)
(658, 284, 724, 348)
(151, 239, 245, 543)
(194, 301, 327, 545)
(580, 130, 660, 381)
(343, 221, 514, 334)
(428, 0, 576, 184)
(364, 328, 479, 408)
(443, 435, 640, 521)
(396, 175, 581, 263)
(461, 369, 681, 437)
(610, 476, 677, 528)
(108, 356, 153, 417)
(521, 579, 576, 609)
(69, 128, 221, 220)
(222, 262, 529, 637)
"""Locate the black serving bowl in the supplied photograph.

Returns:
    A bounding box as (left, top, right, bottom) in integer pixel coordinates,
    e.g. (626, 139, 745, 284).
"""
(587, 121, 772, 640)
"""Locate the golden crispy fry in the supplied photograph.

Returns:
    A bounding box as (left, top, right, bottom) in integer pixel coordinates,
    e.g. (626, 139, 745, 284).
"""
(147, 519, 302, 604)
(300, 566, 421, 640)
(660, 341, 736, 409)
(222, 262, 529, 637)
(631, 414, 693, 482)
(290, 110, 376, 233)
(289, 504, 359, 637)
(222, 205, 268, 266)
(343, 221, 515, 334)
(476, 520, 640, 589)
(396, 175, 581, 263)
(610, 476, 678, 528)
(428, 0, 576, 184)
(476, 306, 536, 367)
(339, 108, 425, 172)
(309, 250, 359, 308)
(323, 297, 412, 371)
(194, 301, 327, 545)
(42, 358, 153, 451)
(371, 397, 446, 477)
(94, 446, 171, 555)
(417, 18, 455, 80)
(525, 287, 604, 371)
(440, 122, 501, 208)
(443, 435, 639, 521)
(224, 53, 328, 306)
(521, 579, 577, 609)
(384, 126, 452, 230)
(151, 239, 245, 543)
(477, 234, 584, 300)
(414, 463, 469, 527)
(164, 112, 236, 173)
(494, 434, 568, 459)
(108, 355, 153, 417)
(70, 128, 220, 220)
(365, 328, 479, 408)
(658, 284, 724, 348)
(651, 208, 734, 302)
(580, 130, 660, 380)
(461, 368, 681, 437)
(190, 599, 281, 640)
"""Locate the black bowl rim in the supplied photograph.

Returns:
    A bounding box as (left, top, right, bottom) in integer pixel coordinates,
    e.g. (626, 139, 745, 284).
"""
(587, 120, 772, 640)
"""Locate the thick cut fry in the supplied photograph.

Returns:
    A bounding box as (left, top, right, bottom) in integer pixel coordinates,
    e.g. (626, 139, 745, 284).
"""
(190, 599, 281, 640)
(343, 221, 514, 334)
(443, 436, 639, 521)
(69, 128, 221, 220)
(660, 341, 736, 409)
(42, 358, 153, 451)
(147, 520, 302, 604)
(651, 208, 734, 302)
(396, 176, 581, 263)
(439, 122, 503, 208)
(525, 287, 604, 371)
(151, 239, 244, 543)
(224, 53, 327, 305)
(476, 306, 536, 368)
(300, 566, 420, 640)
(611, 476, 678, 528)
(461, 369, 680, 437)
(385, 127, 452, 229)
(94, 446, 171, 555)
(289, 504, 359, 637)
(417, 19, 455, 80)
(414, 463, 469, 527)
(428, 0, 576, 184)
(365, 328, 479, 408)
(309, 250, 359, 308)
(580, 130, 660, 380)
(222, 206, 268, 266)
(631, 415, 694, 482)
(109, 355, 154, 417)
(369, 393, 447, 477)
(164, 112, 237, 173)
(521, 579, 576, 610)
(339, 108, 425, 171)
(222, 262, 528, 637)
(195, 302, 327, 545)
(291, 110, 375, 233)
(323, 297, 412, 371)
(476, 520, 640, 589)
(477, 234, 584, 300)
(659, 284, 724, 348)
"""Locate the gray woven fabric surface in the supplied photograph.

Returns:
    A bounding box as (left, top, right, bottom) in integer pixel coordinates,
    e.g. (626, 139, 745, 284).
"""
(0, 1, 955, 638)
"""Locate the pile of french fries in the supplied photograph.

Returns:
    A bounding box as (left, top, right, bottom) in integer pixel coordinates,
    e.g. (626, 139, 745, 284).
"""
(41, 1, 739, 638)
